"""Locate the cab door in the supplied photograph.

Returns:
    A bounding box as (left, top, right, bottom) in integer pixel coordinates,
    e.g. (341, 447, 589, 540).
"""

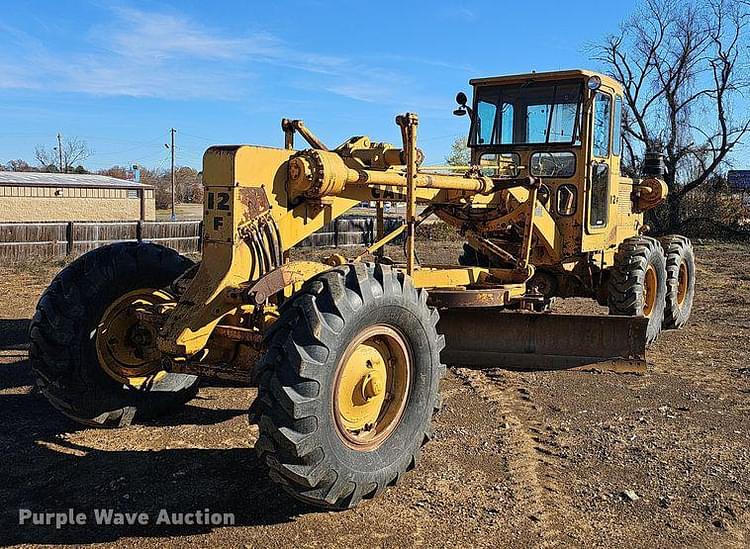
(587, 90, 613, 233)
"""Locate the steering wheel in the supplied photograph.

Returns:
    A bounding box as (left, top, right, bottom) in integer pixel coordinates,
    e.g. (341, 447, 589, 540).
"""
(535, 152, 563, 177)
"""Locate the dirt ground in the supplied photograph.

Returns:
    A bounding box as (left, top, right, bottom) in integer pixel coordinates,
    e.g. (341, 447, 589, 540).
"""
(0, 241, 748, 548)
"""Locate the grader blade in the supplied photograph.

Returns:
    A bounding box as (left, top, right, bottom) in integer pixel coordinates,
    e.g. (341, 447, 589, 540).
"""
(437, 310, 648, 374)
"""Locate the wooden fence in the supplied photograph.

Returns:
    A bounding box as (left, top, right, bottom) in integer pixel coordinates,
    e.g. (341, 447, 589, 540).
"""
(0, 221, 202, 261)
(297, 216, 403, 248)
(0, 216, 403, 261)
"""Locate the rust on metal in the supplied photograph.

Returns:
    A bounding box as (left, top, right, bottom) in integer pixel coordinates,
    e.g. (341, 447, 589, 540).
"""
(246, 268, 294, 304)
(133, 307, 166, 324)
(427, 287, 512, 308)
(239, 187, 271, 219)
(225, 261, 331, 305)
(171, 361, 253, 383)
(213, 324, 263, 344)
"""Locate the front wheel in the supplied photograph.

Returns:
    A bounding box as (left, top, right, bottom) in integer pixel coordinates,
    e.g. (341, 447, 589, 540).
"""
(252, 263, 445, 509)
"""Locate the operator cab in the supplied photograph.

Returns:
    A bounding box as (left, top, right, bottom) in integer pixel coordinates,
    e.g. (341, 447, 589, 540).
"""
(455, 69, 625, 247)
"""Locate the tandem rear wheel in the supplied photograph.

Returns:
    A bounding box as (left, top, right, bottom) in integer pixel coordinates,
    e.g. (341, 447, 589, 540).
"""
(659, 235, 696, 329)
(607, 235, 695, 345)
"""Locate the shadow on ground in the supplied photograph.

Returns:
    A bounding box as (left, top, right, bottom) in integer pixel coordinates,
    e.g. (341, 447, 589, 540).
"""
(0, 323, 315, 545)
(0, 319, 32, 392)
(0, 318, 30, 350)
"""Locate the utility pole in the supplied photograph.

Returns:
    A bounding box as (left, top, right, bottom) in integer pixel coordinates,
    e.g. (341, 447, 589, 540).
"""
(170, 128, 176, 221)
(57, 133, 63, 173)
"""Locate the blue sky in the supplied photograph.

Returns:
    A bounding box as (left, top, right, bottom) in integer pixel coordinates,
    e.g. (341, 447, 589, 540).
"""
(0, 0, 658, 171)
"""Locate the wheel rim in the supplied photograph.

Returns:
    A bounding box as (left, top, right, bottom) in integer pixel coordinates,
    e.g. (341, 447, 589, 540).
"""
(643, 265, 658, 317)
(677, 260, 688, 307)
(332, 325, 411, 451)
(95, 288, 170, 387)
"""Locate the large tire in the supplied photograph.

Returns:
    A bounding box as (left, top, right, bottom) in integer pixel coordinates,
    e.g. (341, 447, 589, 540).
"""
(607, 236, 667, 345)
(29, 242, 200, 427)
(252, 263, 445, 509)
(659, 235, 696, 329)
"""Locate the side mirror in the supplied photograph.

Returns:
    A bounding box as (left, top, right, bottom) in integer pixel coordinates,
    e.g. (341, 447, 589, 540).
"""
(454, 91, 470, 117)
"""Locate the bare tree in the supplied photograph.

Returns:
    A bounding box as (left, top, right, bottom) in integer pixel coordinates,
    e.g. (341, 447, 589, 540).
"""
(3, 159, 35, 172)
(140, 166, 203, 210)
(592, 0, 750, 231)
(97, 165, 131, 179)
(35, 136, 92, 173)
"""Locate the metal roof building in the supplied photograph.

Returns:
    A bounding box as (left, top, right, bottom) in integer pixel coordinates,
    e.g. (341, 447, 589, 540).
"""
(0, 171, 155, 222)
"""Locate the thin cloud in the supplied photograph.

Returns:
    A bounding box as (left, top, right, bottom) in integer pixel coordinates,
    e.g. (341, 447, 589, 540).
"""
(0, 62, 36, 90)
(100, 7, 283, 61)
(0, 4, 437, 105)
(0, 5, 349, 99)
(436, 4, 477, 23)
(0, 8, 258, 98)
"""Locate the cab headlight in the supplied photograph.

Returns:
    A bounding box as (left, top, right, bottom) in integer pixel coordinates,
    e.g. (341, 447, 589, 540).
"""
(587, 75, 602, 91)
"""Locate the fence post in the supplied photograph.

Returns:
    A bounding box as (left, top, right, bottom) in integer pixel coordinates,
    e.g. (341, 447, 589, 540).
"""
(136, 220, 143, 242)
(66, 221, 74, 256)
(333, 218, 339, 247)
(139, 189, 147, 221)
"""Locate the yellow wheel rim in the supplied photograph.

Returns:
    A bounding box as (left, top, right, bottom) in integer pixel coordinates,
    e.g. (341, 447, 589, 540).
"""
(677, 261, 688, 307)
(643, 265, 657, 317)
(333, 325, 411, 451)
(95, 288, 170, 387)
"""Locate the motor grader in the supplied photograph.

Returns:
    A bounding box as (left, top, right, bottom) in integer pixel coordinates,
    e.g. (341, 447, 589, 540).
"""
(30, 69, 695, 509)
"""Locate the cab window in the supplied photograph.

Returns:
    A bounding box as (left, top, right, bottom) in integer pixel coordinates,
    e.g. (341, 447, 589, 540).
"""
(476, 101, 514, 145)
(476, 101, 497, 145)
(500, 104, 514, 143)
(613, 96, 622, 156)
(589, 162, 609, 227)
(593, 92, 611, 157)
(472, 81, 583, 146)
(556, 185, 577, 216)
(530, 151, 576, 178)
(479, 152, 521, 177)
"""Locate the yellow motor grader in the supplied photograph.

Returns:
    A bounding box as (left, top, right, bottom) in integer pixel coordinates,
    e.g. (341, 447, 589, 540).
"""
(30, 69, 695, 509)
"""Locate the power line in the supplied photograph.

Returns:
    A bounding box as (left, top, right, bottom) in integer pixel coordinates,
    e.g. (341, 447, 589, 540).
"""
(1, 131, 166, 148)
(78, 135, 166, 147)
(419, 132, 464, 143)
(90, 143, 158, 158)
(179, 131, 221, 143)
(123, 149, 171, 167)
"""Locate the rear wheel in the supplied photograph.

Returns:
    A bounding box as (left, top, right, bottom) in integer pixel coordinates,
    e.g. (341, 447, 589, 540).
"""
(252, 263, 445, 509)
(607, 236, 667, 345)
(659, 235, 695, 329)
(29, 242, 199, 427)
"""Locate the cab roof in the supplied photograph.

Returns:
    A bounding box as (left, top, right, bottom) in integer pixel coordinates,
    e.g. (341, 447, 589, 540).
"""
(469, 69, 622, 93)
